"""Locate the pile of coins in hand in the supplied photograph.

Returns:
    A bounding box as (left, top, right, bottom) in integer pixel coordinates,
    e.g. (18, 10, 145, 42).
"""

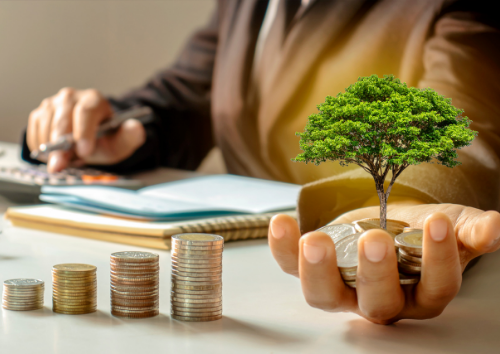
(171, 234, 223, 322)
(52, 264, 97, 314)
(110, 251, 160, 318)
(2, 279, 44, 311)
(317, 218, 422, 288)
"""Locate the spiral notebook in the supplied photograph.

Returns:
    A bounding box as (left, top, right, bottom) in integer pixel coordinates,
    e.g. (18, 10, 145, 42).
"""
(5, 205, 296, 250)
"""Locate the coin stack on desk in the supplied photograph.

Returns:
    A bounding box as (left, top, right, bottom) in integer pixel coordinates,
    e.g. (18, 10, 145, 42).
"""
(171, 234, 223, 322)
(52, 264, 97, 315)
(110, 251, 160, 318)
(317, 219, 420, 288)
(395, 229, 423, 275)
(2, 279, 44, 311)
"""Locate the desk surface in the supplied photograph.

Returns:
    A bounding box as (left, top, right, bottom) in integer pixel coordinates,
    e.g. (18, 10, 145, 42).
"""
(1, 144, 500, 353)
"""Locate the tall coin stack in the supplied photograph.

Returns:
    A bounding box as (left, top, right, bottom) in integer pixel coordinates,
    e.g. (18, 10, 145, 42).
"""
(395, 229, 423, 275)
(171, 233, 223, 322)
(2, 279, 44, 311)
(110, 251, 160, 318)
(52, 264, 97, 315)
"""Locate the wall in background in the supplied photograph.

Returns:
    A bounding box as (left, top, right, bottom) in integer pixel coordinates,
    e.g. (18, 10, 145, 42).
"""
(0, 0, 215, 143)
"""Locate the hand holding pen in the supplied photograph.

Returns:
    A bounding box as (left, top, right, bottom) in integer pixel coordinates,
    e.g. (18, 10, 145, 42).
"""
(27, 88, 152, 173)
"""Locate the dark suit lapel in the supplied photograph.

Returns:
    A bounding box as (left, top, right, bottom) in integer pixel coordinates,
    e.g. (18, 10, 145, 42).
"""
(258, 0, 371, 166)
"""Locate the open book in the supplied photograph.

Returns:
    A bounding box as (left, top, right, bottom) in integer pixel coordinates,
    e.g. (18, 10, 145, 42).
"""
(40, 174, 301, 220)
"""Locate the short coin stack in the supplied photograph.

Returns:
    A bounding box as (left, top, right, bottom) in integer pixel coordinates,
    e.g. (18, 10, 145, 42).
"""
(317, 219, 420, 288)
(52, 264, 97, 314)
(110, 251, 160, 318)
(171, 233, 223, 322)
(395, 229, 423, 275)
(2, 279, 44, 311)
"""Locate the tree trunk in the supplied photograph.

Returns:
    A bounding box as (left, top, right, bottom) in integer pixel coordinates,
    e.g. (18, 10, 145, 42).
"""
(375, 182, 387, 229)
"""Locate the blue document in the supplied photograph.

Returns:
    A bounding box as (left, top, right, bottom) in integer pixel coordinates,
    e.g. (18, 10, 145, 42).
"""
(40, 174, 301, 220)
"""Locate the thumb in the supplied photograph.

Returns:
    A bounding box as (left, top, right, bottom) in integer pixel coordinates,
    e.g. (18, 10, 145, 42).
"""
(85, 118, 146, 165)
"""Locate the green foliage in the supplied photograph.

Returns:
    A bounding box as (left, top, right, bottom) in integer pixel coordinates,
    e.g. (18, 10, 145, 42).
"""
(294, 75, 477, 176)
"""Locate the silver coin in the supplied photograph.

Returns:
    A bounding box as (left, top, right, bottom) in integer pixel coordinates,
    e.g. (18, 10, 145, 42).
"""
(111, 251, 159, 261)
(317, 223, 358, 244)
(172, 233, 224, 243)
(171, 301, 223, 309)
(170, 291, 222, 300)
(171, 275, 222, 282)
(335, 232, 363, 269)
(4, 279, 45, 287)
(171, 305, 222, 313)
(171, 269, 221, 278)
(171, 296, 222, 304)
(395, 231, 423, 256)
(398, 273, 420, 285)
(399, 249, 422, 264)
(172, 310, 223, 317)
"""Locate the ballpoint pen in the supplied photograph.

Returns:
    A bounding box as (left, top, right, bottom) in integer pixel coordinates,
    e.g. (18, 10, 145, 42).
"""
(30, 106, 153, 160)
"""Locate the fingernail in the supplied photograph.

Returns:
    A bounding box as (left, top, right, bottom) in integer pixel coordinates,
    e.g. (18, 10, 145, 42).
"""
(430, 218, 448, 242)
(270, 219, 284, 239)
(47, 156, 58, 173)
(77, 139, 92, 157)
(364, 241, 386, 263)
(303, 243, 326, 264)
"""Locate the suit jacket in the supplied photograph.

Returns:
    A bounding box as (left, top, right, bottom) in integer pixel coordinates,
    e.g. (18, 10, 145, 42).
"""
(51, 0, 500, 231)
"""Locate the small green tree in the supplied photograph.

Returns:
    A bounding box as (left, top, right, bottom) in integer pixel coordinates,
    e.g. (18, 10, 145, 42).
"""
(294, 75, 477, 229)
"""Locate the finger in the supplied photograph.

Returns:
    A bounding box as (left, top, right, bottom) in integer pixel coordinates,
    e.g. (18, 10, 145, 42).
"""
(356, 229, 404, 323)
(455, 209, 500, 255)
(268, 214, 301, 277)
(414, 212, 461, 318)
(84, 119, 145, 165)
(37, 99, 54, 147)
(299, 231, 357, 312)
(27, 108, 41, 153)
(73, 89, 112, 158)
(47, 89, 76, 172)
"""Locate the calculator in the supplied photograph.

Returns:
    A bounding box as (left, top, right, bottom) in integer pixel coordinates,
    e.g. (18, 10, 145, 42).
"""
(0, 164, 142, 202)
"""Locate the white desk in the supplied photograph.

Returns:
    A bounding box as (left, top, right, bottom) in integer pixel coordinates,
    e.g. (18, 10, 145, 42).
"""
(1, 146, 500, 353)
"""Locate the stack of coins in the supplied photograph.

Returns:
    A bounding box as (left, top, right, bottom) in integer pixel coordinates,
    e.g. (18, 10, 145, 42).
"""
(110, 251, 160, 318)
(317, 219, 420, 288)
(171, 234, 223, 322)
(52, 264, 97, 315)
(2, 279, 44, 311)
(395, 229, 423, 275)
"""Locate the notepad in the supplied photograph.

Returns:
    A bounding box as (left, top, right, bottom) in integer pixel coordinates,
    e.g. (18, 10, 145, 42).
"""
(40, 174, 300, 220)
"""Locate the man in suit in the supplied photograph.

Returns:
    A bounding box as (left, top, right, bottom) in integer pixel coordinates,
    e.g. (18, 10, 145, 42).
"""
(24, 0, 500, 323)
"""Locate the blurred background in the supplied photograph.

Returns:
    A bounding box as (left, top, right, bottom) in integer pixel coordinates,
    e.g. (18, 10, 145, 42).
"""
(0, 0, 215, 143)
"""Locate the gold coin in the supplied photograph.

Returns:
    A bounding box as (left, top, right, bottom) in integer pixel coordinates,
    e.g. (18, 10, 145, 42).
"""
(53, 263, 97, 273)
(403, 227, 422, 233)
(354, 218, 409, 235)
(171, 314, 222, 322)
(341, 273, 356, 281)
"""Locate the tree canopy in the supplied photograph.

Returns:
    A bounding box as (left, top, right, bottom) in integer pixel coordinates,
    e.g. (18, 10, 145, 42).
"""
(294, 75, 477, 228)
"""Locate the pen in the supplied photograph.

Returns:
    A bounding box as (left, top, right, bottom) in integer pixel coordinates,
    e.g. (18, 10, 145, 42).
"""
(30, 106, 153, 160)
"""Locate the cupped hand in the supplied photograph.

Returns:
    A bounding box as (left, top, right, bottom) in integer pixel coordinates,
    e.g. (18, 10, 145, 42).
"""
(268, 203, 500, 324)
(27, 88, 146, 173)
